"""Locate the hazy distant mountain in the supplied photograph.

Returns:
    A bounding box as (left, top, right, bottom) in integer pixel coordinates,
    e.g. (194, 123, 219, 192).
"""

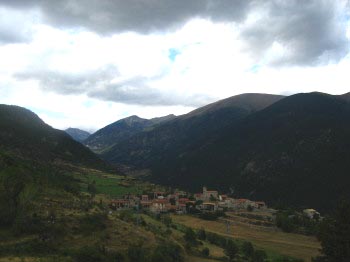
(0, 104, 106, 170)
(65, 128, 90, 142)
(84, 114, 176, 153)
(101, 93, 284, 168)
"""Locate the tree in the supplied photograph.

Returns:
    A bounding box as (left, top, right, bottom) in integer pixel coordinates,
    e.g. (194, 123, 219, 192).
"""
(184, 228, 197, 245)
(224, 240, 238, 261)
(162, 215, 172, 227)
(201, 247, 210, 257)
(276, 212, 296, 233)
(151, 242, 184, 262)
(197, 228, 206, 240)
(316, 200, 350, 262)
(127, 244, 148, 262)
(87, 180, 97, 198)
(242, 241, 254, 258)
(252, 250, 267, 262)
(209, 195, 217, 202)
(0, 167, 32, 227)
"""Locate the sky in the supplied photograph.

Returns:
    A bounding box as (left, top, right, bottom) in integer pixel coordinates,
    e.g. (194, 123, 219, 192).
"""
(0, 0, 349, 132)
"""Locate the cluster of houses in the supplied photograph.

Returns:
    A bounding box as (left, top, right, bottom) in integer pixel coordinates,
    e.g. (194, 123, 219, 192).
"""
(109, 186, 267, 214)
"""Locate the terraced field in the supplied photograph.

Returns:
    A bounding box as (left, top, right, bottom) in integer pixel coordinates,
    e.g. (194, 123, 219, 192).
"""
(172, 215, 320, 262)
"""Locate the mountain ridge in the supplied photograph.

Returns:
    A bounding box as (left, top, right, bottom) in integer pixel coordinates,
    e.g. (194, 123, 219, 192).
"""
(65, 127, 91, 142)
(0, 104, 107, 170)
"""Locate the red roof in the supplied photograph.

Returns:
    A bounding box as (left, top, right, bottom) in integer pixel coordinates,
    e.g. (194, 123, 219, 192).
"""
(152, 199, 168, 204)
(256, 201, 266, 205)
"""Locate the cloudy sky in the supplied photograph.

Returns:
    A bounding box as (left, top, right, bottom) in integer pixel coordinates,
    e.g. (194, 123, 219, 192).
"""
(0, 0, 349, 132)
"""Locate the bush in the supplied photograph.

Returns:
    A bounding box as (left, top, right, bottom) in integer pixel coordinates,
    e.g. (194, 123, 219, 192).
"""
(276, 213, 296, 233)
(199, 211, 225, 221)
(206, 232, 227, 248)
(201, 247, 210, 257)
(184, 228, 197, 245)
(119, 210, 135, 222)
(224, 240, 238, 261)
(162, 214, 172, 227)
(128, 244, 149, 262)
(252, 250, 267, 262)
(78, 213, 107, 234)
(151, 242, 184, 262)
(242, 241, 254, 258)
(315, 200, 350, 262)
(197, 228, 206, 240)
(74, 246, 103, 262)
(0, 238, 55, 256)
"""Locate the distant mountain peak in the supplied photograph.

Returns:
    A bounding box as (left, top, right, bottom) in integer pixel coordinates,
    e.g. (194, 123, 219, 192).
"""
(183, 93, 284, 119)
(65, 128, 91, 142)
(121, 115, 146, 125)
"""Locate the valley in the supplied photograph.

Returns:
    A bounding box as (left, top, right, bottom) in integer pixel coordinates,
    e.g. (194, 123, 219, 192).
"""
(1, 92, 350, 261)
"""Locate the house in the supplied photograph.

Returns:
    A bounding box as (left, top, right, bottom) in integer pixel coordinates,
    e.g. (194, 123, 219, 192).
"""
(150, 199, 169, 213)
(303, 209, 320, 219)
(177, 203, 187, 214)
(219, 195, 228, 201)
(140, 195, 152, 208)
(194, 193, 203, 200)
(202, 187, 219, 201)
(233, 199, 254, 209)
(110, 199, 131, 210)
(153, 191, 165, 199)
(177, 198, 190, 205)
(200, 202, 218, 212)
(255, 201, 267, 209)
(141, 195, 149, 201)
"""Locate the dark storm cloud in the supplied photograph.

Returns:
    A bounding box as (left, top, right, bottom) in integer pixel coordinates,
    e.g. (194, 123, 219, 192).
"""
(1, 0, 349, 65)
(0, 0, 252, 34)
(241, 0, 349, 65)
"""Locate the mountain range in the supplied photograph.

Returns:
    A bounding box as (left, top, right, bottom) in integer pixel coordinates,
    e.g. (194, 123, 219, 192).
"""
(84, 114, 176, 153)
(2, 92, 350, 211)
(92, 92, 350, 211)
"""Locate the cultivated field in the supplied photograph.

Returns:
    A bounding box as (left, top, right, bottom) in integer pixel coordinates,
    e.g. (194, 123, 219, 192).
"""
(171, 215, 320, 262)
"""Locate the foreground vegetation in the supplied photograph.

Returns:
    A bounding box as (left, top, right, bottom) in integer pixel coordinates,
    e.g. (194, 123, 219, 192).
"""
(0, 151, 348, 261)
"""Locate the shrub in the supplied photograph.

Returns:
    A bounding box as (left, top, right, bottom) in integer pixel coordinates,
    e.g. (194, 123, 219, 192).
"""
(184, 228, 197, 245)
(74, 246, 103, 262)
(201, 247, 210, 257)
(78, 213, 107, 234)
(197, 228, 206, 240)
(252, 250, 267, 262)
(224, 240, 238, 261)
(242, 241, 254, 258)
(127, 244, 149, 262)
(151, 242, 184, 262)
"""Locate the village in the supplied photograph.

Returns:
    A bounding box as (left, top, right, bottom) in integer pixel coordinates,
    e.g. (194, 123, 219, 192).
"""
(109, 186, 269, 214)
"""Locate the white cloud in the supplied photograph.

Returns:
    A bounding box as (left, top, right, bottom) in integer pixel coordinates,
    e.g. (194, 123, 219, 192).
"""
(0, 3, 349, 131)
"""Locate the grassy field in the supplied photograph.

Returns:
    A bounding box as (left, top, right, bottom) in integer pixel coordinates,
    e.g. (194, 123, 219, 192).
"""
(76, 169, 166, 198)
(171, 215, 320, 262)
